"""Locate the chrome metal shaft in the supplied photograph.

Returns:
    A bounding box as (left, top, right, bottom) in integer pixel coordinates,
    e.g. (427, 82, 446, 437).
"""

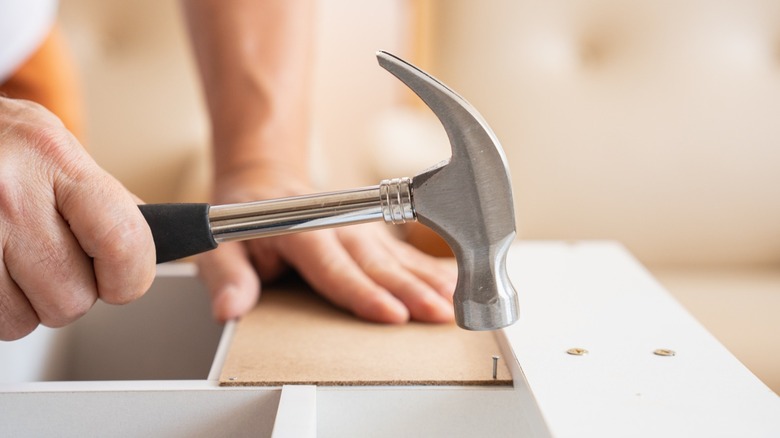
(208, 178, 415, 243)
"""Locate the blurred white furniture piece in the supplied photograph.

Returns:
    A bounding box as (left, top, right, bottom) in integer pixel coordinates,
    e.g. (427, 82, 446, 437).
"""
(1, 242, 777, 437)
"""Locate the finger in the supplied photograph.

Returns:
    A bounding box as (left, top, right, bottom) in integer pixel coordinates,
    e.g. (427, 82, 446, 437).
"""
(1, 102, 110, 326)
(386, 236, 458, 301)
(274, 231, 410, 324)
(340, 230, 454, 323)
(55, 156, 156, 305)
(197, 241, 260, 322)
(245, 238, 288, 281)
(0, 260, 39, 341)
(5, 215, 98, 328)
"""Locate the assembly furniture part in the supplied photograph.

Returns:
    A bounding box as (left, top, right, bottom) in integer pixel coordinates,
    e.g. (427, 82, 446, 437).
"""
(0, 385, 279, 437)
(218, 280, 511, 387)
(0, 382, 530, 438)
(502, 241, 780, 437)
(271, 386, 317, 438)
(3, 243, 780, 437)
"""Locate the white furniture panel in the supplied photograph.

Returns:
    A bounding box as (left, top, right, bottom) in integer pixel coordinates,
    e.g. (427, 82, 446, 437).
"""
(1, 242, 777, 437)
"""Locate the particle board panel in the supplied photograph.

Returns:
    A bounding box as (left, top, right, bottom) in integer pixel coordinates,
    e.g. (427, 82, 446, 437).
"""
(219, 281, 511, 386)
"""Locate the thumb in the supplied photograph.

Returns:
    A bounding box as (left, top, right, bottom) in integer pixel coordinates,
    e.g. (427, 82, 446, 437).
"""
(196, 241, 260, 322)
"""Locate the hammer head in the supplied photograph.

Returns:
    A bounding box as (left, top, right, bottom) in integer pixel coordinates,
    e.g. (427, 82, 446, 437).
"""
(377, 52, 519, 331)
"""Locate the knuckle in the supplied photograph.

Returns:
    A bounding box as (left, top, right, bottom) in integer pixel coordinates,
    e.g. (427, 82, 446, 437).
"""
(39, 293, 95, 328)
(22, 126, 78, 172)
(0, 102, 84, 183)
(97, 215, 152, 264)
(0, 313, 39, 342)
(93, 215, 156, 305)
(34, 241, 73, 280)
(0, 323, 37, 341)
(317, 253, 346, 280)
(101, 283, 146, 305)
(0, 177, 26, 224)
(34, 241, 92, 289)
(361, 259, 395, 280)
(0, 98, 61, 129)
(4, 233, 97, 328)
(98, 265, 154, 305)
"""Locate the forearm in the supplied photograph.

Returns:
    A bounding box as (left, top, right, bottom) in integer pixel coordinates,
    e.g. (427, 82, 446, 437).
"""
(182, 0, 315, 184)
(182, 1, 457, 327)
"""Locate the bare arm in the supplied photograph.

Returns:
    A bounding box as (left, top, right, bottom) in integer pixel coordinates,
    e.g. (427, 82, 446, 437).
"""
(183, 0, 314, 184)
(182, 0, 456, 323)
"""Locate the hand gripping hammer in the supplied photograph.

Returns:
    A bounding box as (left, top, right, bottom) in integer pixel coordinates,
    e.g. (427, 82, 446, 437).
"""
(139, 51, 519, 330)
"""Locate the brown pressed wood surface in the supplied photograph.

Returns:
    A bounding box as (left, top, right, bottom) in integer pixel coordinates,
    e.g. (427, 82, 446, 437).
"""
(219, 279, 512, 386)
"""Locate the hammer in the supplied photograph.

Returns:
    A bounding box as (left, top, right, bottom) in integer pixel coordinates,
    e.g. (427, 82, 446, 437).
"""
(139, 51, 519, 331)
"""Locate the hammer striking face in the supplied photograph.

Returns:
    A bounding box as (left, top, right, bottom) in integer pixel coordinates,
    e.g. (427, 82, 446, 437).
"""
(377, 52, 519, 331)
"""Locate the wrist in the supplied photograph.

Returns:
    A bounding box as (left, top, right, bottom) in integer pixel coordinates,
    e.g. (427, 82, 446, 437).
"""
(211, 160, 313, 204)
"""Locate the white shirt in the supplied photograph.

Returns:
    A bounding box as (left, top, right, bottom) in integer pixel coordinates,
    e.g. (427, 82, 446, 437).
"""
(0, 0, 58, 82)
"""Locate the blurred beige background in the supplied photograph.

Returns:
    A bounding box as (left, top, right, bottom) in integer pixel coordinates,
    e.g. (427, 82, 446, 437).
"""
(57, 0, 779, 393)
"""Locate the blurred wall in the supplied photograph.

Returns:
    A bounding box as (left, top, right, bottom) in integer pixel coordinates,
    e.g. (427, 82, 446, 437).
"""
(59, 0, 209, 203)
(423, 0, 780, 268)
(58, 0, 412, 203)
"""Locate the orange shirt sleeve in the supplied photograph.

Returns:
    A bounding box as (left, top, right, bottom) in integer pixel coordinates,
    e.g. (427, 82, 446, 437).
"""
(0, 23, 84, 143)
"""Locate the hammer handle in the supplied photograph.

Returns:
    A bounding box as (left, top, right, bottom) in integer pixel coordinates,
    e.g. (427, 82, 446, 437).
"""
(208, 185, 386, 243)
(137, 178, 414, 264)
(138, 203, 217, 263)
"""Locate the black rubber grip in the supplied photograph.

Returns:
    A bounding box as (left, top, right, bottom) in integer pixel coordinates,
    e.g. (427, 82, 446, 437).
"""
(138, 203, 218, 263)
